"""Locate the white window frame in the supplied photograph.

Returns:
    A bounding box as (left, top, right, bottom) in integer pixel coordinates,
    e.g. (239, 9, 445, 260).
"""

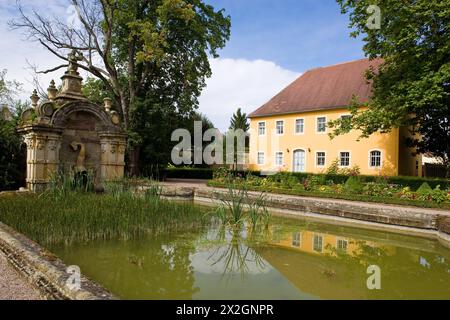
(258, 121, 266, 136)
(369, 149, 382, 168)
(294, 118, 305, 135)
(292, 232, 301, 248)
(339, 151, 351, 168)
(257, 151, 265, 165)
(315, 151, 327, 168)
(316, 116, 327, 134)
(336, 238, 348, 252)
(275, 151, 284, 167)
(340, 114, 352, 121)
(275, 120, 285, 135)
(313, 234, 324, 253)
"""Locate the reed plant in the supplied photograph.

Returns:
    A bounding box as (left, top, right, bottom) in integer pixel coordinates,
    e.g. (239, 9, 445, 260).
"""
(47, 169, 95, 199)
(0, 192, 209, 246)
(215, 182, 271, 229)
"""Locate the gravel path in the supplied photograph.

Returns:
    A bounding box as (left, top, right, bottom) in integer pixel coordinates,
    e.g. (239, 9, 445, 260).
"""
(0, 253, 42, 300)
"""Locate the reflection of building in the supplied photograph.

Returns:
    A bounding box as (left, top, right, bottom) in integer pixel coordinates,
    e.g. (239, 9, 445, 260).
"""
(270, 229, 377, 255)
(248, 58, 422, 176)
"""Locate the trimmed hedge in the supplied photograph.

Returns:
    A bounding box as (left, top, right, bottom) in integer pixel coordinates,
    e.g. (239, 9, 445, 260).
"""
(207, 180, 450, 210)
(162, 168, 262, 180)
(163, 168, 214, 180)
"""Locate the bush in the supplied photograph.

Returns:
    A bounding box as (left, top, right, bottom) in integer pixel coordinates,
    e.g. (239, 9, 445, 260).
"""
(416, 182, 433, 193)
(344, 176, 364, 194)
(387, 176, 449, 190)
(163, 167, 263, 180)
(0, 118, 26, 191)
(431, 186, 447, 203)
(325, 159, 361, 176)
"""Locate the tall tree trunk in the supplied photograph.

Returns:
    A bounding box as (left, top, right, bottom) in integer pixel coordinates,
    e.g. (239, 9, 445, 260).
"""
(120, 94, 130, 130)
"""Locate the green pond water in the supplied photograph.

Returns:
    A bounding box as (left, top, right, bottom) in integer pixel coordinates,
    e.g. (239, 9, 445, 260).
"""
(50, 213, 450, 300)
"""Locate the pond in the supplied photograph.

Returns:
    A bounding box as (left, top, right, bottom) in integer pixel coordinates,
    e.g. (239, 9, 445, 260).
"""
(49, 212, 450, 300)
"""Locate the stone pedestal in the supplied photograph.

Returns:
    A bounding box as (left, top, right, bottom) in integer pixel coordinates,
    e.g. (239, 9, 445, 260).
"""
(18, 126, 63, 193)
(100, 133, 127, 182)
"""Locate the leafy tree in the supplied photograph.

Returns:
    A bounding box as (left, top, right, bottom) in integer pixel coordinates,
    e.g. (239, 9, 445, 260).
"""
(225, 108, 250, 170)
(0, 69, 21, 106)
(331, 0, 450, 174)
(229, 108, 250, 132)
(84, 78, 216, 172)
(0, 70, 27, 190)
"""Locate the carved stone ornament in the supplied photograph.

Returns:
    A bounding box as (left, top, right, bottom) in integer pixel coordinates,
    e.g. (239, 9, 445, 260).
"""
(21, 109, 35, 122)
(110, 144, 117, 154)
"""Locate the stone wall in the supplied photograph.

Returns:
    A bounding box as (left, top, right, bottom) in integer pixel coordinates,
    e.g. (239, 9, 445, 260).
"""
(0, 222, 115, 300)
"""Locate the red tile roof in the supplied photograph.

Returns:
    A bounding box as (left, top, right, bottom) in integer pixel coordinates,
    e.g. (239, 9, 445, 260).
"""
(248, 58, 383, 118)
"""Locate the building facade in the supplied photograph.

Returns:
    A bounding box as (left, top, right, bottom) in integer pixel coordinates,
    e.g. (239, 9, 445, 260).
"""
(248, 58, 421, 176)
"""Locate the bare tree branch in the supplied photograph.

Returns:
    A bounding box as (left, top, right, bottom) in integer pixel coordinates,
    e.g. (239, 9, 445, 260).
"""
(37, 64, 69, 74)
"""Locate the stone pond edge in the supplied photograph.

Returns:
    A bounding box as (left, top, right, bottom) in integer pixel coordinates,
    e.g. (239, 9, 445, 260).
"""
(0, 222, 116, 300)
(161, 185, 450, 248)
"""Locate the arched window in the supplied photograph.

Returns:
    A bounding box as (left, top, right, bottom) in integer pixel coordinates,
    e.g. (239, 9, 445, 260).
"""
(370, 150, 382, 168)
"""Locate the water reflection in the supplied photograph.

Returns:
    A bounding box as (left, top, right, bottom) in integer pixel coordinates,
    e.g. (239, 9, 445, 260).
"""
(258, 221, 450, 299)
(50, 216, 450, 300)
(205, 225, 268, 279)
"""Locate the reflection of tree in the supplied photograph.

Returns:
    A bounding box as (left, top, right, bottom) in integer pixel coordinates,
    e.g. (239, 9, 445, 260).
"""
(206, 225, 268, 279)
(53, 232, 204, 300)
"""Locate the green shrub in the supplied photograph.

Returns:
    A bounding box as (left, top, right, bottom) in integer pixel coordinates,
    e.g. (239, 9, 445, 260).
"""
(344, 176, 364, 194)
(431, 186, 447, 203)
(164, 167, 214, 180)
(387, 176, 449, 190)
(340, 165, 361, 177)
(416, 182, 433, 193)
(326, 158, 341, 175)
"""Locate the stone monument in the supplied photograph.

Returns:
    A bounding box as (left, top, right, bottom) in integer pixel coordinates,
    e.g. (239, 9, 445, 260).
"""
(18, 50, 127, 192)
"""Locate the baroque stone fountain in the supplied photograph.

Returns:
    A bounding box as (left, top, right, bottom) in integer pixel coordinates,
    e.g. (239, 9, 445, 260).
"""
(18, 51, 127, 192)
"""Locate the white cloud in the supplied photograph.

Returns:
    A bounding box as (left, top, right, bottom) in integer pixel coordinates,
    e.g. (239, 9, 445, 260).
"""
(199, 58, 300, 131)
(0, 0, 82, 100)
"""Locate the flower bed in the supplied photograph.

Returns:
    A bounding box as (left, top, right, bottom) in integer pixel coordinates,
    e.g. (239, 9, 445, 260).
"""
(209, 171, 450, 210)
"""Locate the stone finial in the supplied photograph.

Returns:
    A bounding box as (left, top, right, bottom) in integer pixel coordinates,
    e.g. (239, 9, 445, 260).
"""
(47, 80, 58, 101)
(55, 50, 86, 102)
(67, 49, 83, 75)
(30, 90, 40, 108)
(104, 98, 112, 113)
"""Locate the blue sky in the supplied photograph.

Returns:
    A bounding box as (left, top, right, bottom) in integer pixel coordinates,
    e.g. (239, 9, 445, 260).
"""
(0, 0, 366, 131)
(205, 0, 365, 73)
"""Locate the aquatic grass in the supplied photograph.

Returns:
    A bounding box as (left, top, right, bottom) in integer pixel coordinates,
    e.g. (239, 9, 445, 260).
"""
(216, 184, 246, 225)
(47, 169, 95, 199)
(0, 192, 209, 246)
(247, 193, 270, 229)
(215, 182, 271, 229)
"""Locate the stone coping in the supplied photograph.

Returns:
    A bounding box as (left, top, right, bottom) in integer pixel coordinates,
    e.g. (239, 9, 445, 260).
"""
(0, 223, 116, 300)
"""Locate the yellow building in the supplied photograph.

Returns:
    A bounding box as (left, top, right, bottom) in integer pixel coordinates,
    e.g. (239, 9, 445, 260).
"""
(248, 58, 422, 176)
